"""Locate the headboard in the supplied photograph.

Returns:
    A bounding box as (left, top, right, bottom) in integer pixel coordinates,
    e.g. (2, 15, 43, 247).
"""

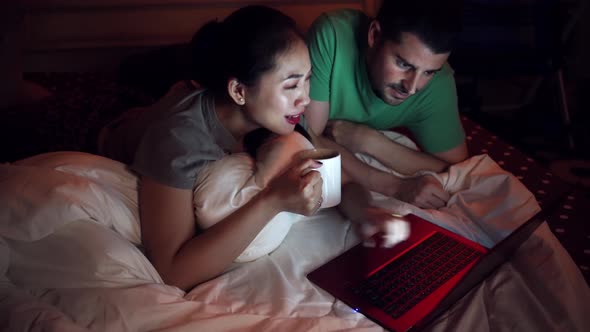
(18, 0, 381, 71)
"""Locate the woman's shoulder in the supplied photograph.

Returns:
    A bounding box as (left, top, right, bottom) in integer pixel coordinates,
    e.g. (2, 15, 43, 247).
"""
(145, 81, 214, 133)
(164, 80, 203, 98)
(155, 80, 205, 109)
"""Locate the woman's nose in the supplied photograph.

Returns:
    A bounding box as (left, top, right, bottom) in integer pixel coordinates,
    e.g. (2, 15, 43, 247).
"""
(298, 92, 311, 107)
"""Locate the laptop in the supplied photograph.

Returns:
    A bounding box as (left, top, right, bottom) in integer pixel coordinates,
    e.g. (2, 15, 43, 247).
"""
(308, 212, 546, 332)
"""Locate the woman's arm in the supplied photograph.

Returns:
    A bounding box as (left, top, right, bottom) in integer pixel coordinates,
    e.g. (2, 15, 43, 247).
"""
(338, 181, 410, 248)
(139, 158, 323, 291)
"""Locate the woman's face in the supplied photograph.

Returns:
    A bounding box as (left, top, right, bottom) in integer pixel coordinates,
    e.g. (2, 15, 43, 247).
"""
(243, 38, 312, 136)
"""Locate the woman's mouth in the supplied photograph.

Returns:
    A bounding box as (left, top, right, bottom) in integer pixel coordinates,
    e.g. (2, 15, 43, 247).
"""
(286, 113, 301, 125)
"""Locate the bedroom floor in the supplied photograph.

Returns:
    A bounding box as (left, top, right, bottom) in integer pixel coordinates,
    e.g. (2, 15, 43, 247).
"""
(457, 74, 590, 285)
(459, 76, 590, 169)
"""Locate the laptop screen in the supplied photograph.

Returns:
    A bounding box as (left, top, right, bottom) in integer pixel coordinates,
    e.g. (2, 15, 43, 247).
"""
(411, 213, 545, 330)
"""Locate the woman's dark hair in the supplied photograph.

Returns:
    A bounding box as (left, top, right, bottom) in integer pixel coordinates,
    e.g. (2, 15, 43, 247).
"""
(189, 5, 304, 95)
(243, 124, 311, 159)
(376, 0, 463, 53)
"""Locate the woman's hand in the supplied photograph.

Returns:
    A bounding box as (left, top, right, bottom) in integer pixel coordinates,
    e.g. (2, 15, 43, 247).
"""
(354, 208, 411, 248)
(264, 158, 324, 216)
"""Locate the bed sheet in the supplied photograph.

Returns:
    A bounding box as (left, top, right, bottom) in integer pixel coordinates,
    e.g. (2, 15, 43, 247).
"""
(0, 151, 589, 332)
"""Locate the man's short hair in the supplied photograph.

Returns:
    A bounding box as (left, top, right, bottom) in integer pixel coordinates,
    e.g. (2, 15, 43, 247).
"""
(376, 0, 463, 53)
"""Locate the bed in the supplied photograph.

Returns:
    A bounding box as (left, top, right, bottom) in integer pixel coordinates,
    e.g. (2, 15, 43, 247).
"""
(1, 73, 589, 331)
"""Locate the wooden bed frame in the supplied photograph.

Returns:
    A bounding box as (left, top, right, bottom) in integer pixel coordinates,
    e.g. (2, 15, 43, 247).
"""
(18, 0, 380, 71)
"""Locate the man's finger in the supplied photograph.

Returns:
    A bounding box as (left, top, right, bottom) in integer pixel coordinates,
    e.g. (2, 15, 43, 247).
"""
(428, 194, 447, 209)
(432, 188, 450, 202)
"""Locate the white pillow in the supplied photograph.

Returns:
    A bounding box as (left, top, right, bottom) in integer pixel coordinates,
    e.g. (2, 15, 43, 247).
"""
(2, 151, 140, 244)
(194, 131, 314, 262)
(0, 152, 162, 288)
(1, 130, 313, 266)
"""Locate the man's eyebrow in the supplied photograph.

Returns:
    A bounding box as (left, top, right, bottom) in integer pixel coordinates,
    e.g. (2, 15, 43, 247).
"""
(396, 53, 443, 73)
(396, 54, 415, 70)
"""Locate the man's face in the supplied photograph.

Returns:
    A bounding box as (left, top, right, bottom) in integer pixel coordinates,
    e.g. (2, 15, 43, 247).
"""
(367, 24, 450, 106)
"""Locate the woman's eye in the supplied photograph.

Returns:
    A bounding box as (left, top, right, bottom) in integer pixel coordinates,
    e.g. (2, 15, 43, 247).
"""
(286, 84, 298, 90)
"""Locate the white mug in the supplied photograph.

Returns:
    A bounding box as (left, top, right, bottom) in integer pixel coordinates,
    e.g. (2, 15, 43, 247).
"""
(298, 148, 341, 209)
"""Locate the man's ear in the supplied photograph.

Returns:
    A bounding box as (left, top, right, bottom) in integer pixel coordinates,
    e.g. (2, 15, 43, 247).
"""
(368, 20, 381, 48)
(228, 78, 246, 105)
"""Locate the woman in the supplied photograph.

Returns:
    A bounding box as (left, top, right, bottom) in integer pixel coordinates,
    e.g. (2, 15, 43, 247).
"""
(100, 6, 322, 290)
(100, 5, 406, 291)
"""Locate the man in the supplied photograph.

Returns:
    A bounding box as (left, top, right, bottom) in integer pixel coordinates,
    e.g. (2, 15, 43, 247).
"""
(305, 0, 468, 209)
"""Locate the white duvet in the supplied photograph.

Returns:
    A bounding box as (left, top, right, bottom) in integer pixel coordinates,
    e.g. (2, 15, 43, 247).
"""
(1, 150, 589, 332)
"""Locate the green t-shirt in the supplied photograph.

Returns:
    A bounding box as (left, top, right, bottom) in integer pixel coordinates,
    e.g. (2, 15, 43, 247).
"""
(307, 9, 465, 153)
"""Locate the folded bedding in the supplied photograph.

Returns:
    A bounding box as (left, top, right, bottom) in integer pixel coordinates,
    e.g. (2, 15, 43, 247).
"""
(0, 149, 589, 331)
(194, 131, 314, 262)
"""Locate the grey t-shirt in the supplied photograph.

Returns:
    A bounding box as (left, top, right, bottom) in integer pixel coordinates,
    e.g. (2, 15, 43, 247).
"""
(103, 82, 236, 189)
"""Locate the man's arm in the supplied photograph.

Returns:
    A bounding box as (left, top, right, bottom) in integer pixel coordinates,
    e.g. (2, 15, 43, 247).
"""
(305, 100, 330, 136)
(311, 132, 449, 209)
(433, 141, 468, 164)
(325, 120, 448, 175)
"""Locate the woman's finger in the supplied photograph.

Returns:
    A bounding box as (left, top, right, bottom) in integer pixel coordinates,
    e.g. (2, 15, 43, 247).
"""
(295, 157, 322, 173)
(382, 220, 411, 248)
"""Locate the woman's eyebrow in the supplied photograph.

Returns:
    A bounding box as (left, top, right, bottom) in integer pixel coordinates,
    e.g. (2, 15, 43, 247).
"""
(283, 69, 312, 81)
(282, 72, 309, 82)
(284, 73, 305, 80)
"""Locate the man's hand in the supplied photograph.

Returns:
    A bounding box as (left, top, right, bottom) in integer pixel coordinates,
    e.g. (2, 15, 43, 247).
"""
(393, 175, 449, 209)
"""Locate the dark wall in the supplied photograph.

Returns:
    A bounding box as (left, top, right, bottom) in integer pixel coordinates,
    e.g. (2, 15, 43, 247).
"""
(571, 2, 590, 79)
